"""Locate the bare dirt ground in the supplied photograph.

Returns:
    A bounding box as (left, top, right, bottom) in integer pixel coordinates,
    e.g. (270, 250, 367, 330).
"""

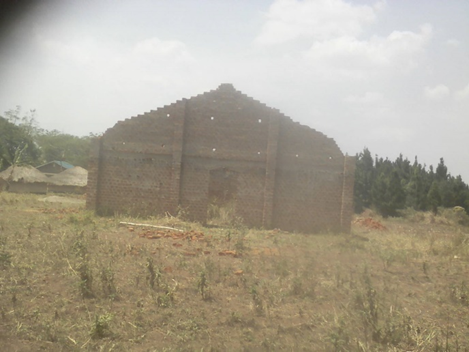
(0, 193, 468, 351)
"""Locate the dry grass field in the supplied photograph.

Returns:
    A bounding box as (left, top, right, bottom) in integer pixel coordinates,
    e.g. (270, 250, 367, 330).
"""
(0, 193, 468, 351)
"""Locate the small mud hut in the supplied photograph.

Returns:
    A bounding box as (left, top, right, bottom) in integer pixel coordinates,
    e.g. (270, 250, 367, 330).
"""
(0, 165, 49, 193)
(48, 166, 88, 194)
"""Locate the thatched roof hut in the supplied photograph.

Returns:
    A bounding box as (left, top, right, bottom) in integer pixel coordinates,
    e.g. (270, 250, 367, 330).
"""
(0, 165, 49, 193)
(0, 165, 49, 183)
(0, 165, 88, 194)
(48, 166, 88, 187)
(47, 166, 88, 194)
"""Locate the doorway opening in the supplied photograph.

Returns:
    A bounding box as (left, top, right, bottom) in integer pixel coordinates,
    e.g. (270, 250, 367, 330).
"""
(207, 168, 238, 226)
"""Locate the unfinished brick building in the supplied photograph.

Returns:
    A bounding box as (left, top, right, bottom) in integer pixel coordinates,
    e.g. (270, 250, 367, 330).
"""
(86, 84, 355, 233)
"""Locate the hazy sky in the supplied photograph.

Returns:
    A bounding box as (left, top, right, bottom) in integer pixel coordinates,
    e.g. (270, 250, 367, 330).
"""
(1, 0, 468, 181)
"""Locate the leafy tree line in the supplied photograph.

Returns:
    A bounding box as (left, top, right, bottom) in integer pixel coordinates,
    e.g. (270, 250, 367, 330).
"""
(354, 148, 469, 217)
(0, 106, 95, 171)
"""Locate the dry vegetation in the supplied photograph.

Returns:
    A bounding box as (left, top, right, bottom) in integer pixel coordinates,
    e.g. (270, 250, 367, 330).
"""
(0, 193, 468, 351)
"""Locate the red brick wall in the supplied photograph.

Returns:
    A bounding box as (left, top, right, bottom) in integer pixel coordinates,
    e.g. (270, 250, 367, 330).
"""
(87, 84, 355, 233)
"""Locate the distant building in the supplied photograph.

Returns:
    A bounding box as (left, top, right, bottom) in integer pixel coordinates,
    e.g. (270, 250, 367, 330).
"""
(0, 165, 87, 194)
(0, 165, 49, 193)
(48, 166, 88, 194)
(36, 161, 74, 176)
(87, 84, 355, 233)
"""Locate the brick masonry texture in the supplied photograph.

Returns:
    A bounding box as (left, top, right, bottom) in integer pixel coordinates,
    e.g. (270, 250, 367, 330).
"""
(86, 84, 356, 233)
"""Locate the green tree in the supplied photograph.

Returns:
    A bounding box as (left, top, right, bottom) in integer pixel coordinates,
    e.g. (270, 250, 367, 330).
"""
(354, 148, 375, 213)
(427, 181, 441, 215)
(435, 158, 448, 181)
(372, 167, 405, 217)
(0, 116, 40, 170)
(35, 130, 93, 167)
(354, 149, 469, 216)
(4, 106, 41, 136)
(438, 175, 469, 211)
(393, 154, 412, 184)
(1, 106, 94, 170)
(406, 164, 427, 211)
(451, 175, 469, 208)
(439, 178, 457, 208)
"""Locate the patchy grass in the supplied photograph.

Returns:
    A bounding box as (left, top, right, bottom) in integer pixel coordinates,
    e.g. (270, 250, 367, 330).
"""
(0, 193, 468, 351)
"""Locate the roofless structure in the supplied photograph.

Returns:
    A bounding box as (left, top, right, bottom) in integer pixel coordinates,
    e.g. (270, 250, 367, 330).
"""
(86, 84, 355, 233)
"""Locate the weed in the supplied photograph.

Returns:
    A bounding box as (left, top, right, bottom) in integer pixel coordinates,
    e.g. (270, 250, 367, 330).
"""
(68, 212, 96, 231)
(328, 317, 350, 352)
(175, 317, 202, 341)
(71, 230, 87, 258)
(31, 308, 40, 321)
(290, 276, 311, 300)
(11, 292, 17, 305)
(100, 265, 117, 299)
(26, 222, 34, 238)
(177, 257, 189, 269)
(146, 257, 161, 289)
(260, 336, 278, 350)
(422, 261, 429, 276)
(274, 258, 290, 279)
(197, 270, 210, 300)
(40, 321, 58, 342)
(250, 285, 264, 316)
(449, 281, 468, 306)
(77, 259, 94, 298)
(242, 257, 253, 275)
(90, 313, 113, 339)
(71, 231, 95, 298)
(156, 284, 175, 308)
(68, 214, 79, 224)
(226, 311, 243, 326)
(353, 267, 417, 347)
(378, 248, 408, 270)
(0, 241, 11, 269)
(429, 231, 438, 253)
(156, 293, 171, 308)
(451, 232, 468, 250)
(234, 234, 248, 254)
(204, 258, 216, 280)
(290, 275, 303, 296)
(354, 267, 379, 341)
(207, 201, 239, 226)
(176, 205, 190, 221)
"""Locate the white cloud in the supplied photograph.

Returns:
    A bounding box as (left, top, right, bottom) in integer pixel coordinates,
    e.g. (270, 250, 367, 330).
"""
(454, 84, 469, 101)
(423, 84, 450, 101)
(371, 126, 413, 143)
(305, 24, 432, 72)
(255, 0, 381, 45)
(345, 91, 383, 104)
(446, 38, 461, 47)
(132, 38, 193, 63)
(37, 32, 193, 66)
(255, 1, 432, 76)
(36, 33, 194, 86)
(39, 37, 94, 65)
